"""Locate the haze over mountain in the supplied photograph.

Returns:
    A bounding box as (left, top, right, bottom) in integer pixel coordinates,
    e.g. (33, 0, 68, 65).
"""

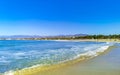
(0, 34, 88, 38)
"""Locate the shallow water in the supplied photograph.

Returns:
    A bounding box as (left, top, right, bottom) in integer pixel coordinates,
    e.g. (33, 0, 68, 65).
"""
(0, 40, 113, 74)
(37, 43, 120, 75)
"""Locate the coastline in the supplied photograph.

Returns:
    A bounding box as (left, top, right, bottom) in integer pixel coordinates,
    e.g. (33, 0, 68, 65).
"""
(4, 40, 114, 75)
(53, 39, 120, 43)
(37, 44, 120, 75)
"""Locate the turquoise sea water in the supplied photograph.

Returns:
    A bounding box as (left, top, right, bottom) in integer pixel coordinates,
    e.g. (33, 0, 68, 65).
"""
(0, 40, 113, 73)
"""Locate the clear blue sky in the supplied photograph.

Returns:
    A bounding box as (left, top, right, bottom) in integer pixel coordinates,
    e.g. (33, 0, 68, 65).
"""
(0, 0, 120, 35)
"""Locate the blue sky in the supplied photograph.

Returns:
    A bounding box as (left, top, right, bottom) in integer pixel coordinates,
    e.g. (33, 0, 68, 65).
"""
(0, 0, 120, 35)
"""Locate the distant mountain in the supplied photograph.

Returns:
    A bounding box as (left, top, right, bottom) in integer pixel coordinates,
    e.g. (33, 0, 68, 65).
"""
(51, 34, 88, 37)
(0, 34, 88, 39)
(0, 35, 42, 38)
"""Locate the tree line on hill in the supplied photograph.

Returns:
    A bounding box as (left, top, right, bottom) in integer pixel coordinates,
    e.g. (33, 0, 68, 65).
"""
(38, 34, 120, 40)
(0, 34, 120, 40)
(74, 34, 120, 39)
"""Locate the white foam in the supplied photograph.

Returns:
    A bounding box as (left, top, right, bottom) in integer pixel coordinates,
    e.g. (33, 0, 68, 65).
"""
(0, 56, 11, 63)
(0, 42, 114, 74)
(80, 45, 110, 58)
(14, 52, 26, 56)
(4, 71, 14, 75)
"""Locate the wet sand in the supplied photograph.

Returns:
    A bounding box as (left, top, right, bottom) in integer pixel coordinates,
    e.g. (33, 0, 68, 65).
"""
(36, 44, 120, 75)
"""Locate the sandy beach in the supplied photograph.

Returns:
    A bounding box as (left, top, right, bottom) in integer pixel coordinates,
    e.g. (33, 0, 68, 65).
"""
(2, 40, 120, 75)
(78, 39, 120, 43)
(35, 43, 120, 75)
(55, 39, 120, 43)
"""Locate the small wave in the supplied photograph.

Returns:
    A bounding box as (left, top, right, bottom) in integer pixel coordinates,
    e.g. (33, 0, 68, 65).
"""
(0, 41, 114, 75)
(3, 71, 14, 75)
(9, 43, 114, 75)
(80, 46, 109, 57)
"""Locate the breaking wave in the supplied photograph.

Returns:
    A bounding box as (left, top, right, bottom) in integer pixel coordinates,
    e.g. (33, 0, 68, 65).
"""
(0, 41, 114, 75)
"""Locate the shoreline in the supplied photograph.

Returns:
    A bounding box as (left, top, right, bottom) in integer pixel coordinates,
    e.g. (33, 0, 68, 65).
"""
(1, 39, 120, 43)
(52, 39, 120, 43)
(4, 42, 114, 75)
(38, 44, 120, 75)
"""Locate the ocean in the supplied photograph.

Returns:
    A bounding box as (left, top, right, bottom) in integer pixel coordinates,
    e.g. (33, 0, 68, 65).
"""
(0, 40, 114, 74)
